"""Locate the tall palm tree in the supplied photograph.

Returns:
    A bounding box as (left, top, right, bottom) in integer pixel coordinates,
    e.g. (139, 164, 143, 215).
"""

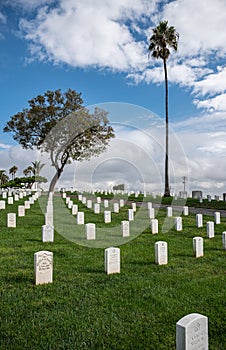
(23, 168, 30, 177)
(9, 165, 18, 180)
(148, 20, 179, 197)
(0, 170, 9, 186)
(27, 166, 33, 177)
(31, 161, 45, 176)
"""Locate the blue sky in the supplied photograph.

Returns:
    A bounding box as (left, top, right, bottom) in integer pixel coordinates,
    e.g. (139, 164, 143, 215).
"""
(1, 0, 226, 195)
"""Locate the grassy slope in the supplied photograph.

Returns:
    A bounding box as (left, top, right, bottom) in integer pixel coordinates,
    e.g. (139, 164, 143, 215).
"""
(0, 194, 225, 349)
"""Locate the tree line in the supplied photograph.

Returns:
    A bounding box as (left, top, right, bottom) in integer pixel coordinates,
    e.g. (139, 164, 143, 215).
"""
(0, 161, 47, 188)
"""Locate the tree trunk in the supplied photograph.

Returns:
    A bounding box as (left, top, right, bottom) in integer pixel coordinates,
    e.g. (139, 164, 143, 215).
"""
(163, 58, 170, 197)
(48, 167, 64, 193)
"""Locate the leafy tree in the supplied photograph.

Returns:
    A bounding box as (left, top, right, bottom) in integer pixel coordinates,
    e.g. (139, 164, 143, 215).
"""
(9, 165, 18, 180)
(0, 170, 9, 186)
(113, 184, 125, 191)
(4, 89, 115, 192)
(1, 175, 47, 189)
(148, 20, 179, 197)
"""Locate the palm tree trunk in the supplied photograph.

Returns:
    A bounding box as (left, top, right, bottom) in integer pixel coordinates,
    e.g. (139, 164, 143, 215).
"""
(163, 58, 170, 197)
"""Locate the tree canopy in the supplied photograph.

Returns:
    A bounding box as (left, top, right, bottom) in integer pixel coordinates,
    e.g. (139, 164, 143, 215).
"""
(4, 88, 115, 192)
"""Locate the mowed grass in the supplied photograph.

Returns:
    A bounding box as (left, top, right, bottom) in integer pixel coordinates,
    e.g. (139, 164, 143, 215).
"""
(0, 193, 225, 350)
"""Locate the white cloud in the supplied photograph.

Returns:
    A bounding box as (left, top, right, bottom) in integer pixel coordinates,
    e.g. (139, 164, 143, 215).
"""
(162, 0, 226, 57)
(194, 66, 226, 96)
(194, 93, 226, 112)
(13, 0, 226, 114)
(0, 143, 11, 149)
(19, 0, 157, 70)
(0, 12, 6, 24)
(7, 0, 55, 11)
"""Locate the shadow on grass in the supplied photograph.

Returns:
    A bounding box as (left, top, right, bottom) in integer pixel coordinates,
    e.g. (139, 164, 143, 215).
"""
(205, 246, 224, 252)
(80, 267, 103, 274)
(129, 260, 155, 266)
(26, 238, 41, 242)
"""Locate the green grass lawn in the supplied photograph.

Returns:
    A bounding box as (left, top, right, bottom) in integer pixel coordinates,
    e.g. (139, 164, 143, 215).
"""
(0, 193, 225, 349)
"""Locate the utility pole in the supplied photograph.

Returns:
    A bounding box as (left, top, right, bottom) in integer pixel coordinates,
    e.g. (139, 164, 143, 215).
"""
(182, 176, 187, 192)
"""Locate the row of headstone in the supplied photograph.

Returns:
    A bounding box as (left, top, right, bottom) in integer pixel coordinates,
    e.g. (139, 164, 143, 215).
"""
(79, 195, 125, 211)
(85, 221, 130, 240)
(64, 192, 225, 250)
(1, 190, 39, 211)
(42, 192, 54, 242)
(6, 191, 41, 228)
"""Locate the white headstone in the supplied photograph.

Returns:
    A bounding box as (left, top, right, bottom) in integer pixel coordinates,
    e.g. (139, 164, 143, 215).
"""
(94, 203, 100, 214)
(14, 194, 19, 201)
(24, 201, 30, 209)
(132, 203, 136, 212)
(121, 220, 130, 237)
(96, 196, 101, 204)
(105, 247, 120, 274)
(85, 223, 96, 240)
(78, 194, 83, 201)
(72, 204, 78, 215)
(29, 197, 34, 205)
(167, 207, 172, 217)
(8, 197, 13, 205)
(7, 213, 16, 228)
(0, 200, 6, 209)
(119, 199, 124, 207)
(196, 214, 203, 228)
(193, 237, 203, 258)
(147, 202, 153, 209)
(18, 205, 25, 217)
(155, 241, 168, 265)
(175, 217, 183, 231)
(34, 251, 53, 285)
(176, 313, 208, 350)
(45, 211, 53, 226)
(104, 199, 109, 208)
(19, 192, 23, 199)
(148, 208, 155, 219)
(77, 212, 84, 225)
(2, 192, 7, 199)
(82, 197, 87, 205)
(214, 212, 220, 224)
(206, 221, 214, 238)
(183, 206, 189, 216)
(113, 202, 119, 213)
(104, 210, 111, 223)
(42, 225, 54, 242)
(128, 209, 134, 221)
(65, 197, 70, 204)
(222, 232, 226, 250)
(151, 219, 158, 234)
(62, 192, 66, 198)
(87, 199, 92, 209)
(68, 200, 73, 209)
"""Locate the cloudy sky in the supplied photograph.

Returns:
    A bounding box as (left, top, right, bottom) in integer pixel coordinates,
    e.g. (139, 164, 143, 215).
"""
(1, 0, 226, 196)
